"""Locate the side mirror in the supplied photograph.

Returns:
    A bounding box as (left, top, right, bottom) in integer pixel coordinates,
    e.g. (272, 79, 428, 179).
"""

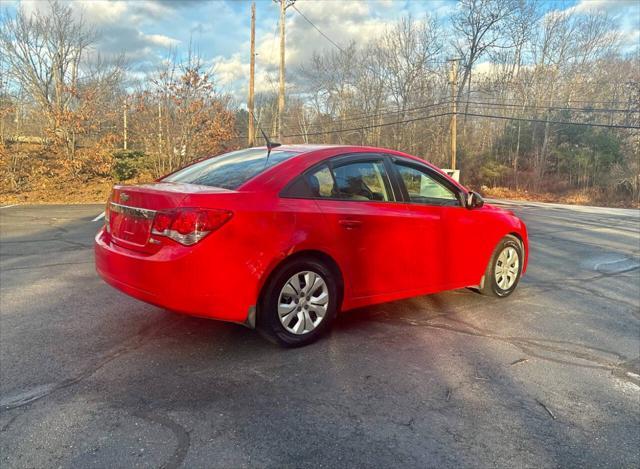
(466, 191, 484, 209)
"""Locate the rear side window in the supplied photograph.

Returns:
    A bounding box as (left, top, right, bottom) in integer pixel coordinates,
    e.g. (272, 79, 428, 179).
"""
(284, 159, 392, 202)
(163, 148, 299, 189)
(332, 161, 390, 201)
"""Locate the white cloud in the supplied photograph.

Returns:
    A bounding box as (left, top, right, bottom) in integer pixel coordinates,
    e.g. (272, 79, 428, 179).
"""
(11, 0, 635, 105)
(212, 53, 279, 98)
(209, 0, 450, 101)
(213, 54, 247, 88)
(144, 33, 180, 48)
(566, 0, 636, 14)
(76, 0, 130, 25)
(561, 0, 640, 53)
(260, 1, 391, 69)
(215, 0, 396, 99)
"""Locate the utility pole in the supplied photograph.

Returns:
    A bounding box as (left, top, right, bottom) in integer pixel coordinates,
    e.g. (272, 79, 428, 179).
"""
(123, 97, 128, 151)
(276, 0, 294, 140)
(248, 2, 256, 146)
(449, 58, 459, 171)
(158, 100, 162, 156)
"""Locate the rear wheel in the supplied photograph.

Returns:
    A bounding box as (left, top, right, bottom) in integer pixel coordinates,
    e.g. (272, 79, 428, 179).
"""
(258, 258, 338, 347)
(480, 235, 523, 297)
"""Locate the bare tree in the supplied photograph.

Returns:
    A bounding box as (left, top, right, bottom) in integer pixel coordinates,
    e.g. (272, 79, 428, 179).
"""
(1, 2, 637, 207)
(452, 0, 516, 101)
(0, 1, 100, 157)
(375, 15, 443, 148)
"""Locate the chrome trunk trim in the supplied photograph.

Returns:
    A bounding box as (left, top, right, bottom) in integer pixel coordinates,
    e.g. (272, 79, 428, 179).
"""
(109, 202, 156, 219)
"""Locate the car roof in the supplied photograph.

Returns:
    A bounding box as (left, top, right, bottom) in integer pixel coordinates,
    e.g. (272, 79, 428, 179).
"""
(255, 144, 424, 162)
(253, 144, 346, 153)
(241, 143, 467, 194)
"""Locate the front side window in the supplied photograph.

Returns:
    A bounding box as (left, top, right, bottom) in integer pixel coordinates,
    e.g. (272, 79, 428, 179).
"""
(394, 163, 459, 206)
(163, 148, 299, 189)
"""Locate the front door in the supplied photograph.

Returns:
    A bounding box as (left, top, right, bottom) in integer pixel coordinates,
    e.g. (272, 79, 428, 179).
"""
(390, 159, 471, 291)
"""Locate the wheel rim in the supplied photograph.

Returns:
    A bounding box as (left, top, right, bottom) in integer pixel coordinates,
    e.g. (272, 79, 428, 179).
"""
(278, 271, 329, 335)
(495, 246, 520, 290)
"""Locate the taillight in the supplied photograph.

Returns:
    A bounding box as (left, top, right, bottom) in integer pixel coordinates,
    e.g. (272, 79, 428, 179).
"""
(151, 208, 232, 245)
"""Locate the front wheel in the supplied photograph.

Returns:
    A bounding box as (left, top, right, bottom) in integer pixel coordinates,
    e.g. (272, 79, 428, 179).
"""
(258, 258, 338, 347)
(480, 235, 523, 297)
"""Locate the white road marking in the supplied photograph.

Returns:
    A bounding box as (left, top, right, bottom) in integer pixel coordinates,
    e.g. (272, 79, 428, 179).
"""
(486, 198, 640, 217)
(92, 212, 105, 222)
(593, 258, 628, 270)
(0, 204, 18, 209)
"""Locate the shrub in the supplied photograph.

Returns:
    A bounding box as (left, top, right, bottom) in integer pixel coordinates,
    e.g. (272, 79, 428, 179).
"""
(112, 150, 145, 181)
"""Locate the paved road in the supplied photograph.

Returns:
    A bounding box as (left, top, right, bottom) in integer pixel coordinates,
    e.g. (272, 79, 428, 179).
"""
(1, 202, 639, 468)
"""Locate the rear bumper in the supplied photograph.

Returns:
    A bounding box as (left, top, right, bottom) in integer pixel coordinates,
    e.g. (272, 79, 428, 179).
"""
(94, 229, 252, 323)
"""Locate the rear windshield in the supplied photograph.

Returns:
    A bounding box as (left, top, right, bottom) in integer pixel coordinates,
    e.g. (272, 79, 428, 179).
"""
(162, 148, 299, 189)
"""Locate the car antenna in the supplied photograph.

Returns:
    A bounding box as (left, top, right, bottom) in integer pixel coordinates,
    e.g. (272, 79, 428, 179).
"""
(260, 128, 281, 159)
(249, 109, 281, 165)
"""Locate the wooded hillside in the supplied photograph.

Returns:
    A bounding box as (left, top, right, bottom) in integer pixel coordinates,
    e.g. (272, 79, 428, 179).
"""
(1, 0, 638, 206)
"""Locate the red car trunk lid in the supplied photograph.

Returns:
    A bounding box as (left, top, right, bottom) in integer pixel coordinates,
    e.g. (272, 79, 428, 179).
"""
(107, 183, 236, 253)
(108, 183, 192, 252)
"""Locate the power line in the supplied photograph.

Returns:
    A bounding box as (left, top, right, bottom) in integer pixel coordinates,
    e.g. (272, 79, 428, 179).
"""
(262, 94, 639, 130)
(282, 111, 452, 138)
(291, 4, 448, 77)
(282, 99, 453, 127)
(272, 100, 638, 134)
(292, 4, 346, 54)
(249, 100, 451, 132)
(292, 4, 449, 66)
(226, 111, 453, 141)
(464, 100, 639, 113)
(457, 112, 640, 130)
(231, 102, 640, 142)
(242, 101, 640, 137)
(465, 90, 635, 106)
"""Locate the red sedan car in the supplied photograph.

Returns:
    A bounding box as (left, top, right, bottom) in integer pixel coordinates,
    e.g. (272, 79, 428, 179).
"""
(95, 145, 528, 346)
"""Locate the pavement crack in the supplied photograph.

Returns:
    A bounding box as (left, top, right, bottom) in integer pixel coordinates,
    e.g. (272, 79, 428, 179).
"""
(61, 239, 94, 249)
(0, 319, 179, 412)
(373, 313, 632, 379)
(559, 283, 640, 310)
(134, 410, 191, 469)
(1, 413, 19, 432)
(393, 416, 416, 431)
(427, 317, 625, 369)
(0, 238, 64, 244)
(0, 260, 94, 271)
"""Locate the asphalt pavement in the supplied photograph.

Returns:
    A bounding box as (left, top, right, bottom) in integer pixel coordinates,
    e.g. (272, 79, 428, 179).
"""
(1, 201, 639, 468)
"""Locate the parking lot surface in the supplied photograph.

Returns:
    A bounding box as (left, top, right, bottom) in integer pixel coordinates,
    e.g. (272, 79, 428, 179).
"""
(1, 201, 639, 468)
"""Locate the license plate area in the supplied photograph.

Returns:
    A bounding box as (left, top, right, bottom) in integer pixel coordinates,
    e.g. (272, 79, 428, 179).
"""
(109, 202, 156, 247)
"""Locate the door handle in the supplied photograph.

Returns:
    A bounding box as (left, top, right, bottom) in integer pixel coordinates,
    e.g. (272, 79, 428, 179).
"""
(338, 218, 362, 229)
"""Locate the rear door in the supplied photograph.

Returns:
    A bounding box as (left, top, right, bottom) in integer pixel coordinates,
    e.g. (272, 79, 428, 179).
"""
(289, 154, 414, 298)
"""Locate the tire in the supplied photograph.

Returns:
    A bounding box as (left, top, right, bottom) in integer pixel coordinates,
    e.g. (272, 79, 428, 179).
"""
(257, 257, 339, 347)
(479, 235, 523, 298)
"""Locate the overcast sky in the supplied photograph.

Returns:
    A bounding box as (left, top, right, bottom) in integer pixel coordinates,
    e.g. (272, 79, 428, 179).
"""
(5, 0, 640, 102)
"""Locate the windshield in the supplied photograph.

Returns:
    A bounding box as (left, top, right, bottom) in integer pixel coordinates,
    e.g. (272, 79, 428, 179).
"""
(162, 148, 299, 189)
